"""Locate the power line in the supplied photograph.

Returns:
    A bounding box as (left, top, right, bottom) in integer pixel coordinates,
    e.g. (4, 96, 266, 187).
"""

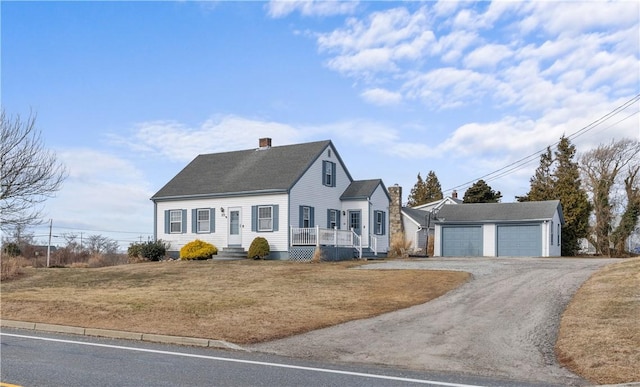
(29, 224, 152, 235)
(444, 93, 640, 194)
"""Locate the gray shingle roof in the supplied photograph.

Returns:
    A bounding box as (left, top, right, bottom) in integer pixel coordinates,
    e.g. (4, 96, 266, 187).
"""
(402, 206, 430, 227)
(152, 140, 334, 200)
(340, 179, 386, 200)
(435, 200, 564, 224)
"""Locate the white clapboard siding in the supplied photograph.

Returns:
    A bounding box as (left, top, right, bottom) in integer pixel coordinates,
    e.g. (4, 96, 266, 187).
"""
(155, 193, 289, 254)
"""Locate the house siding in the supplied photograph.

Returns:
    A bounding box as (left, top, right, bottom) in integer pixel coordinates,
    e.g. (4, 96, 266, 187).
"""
(155, 193, 289, 256)
(289, 143, 352, 232)
(369, 184, 390, 252)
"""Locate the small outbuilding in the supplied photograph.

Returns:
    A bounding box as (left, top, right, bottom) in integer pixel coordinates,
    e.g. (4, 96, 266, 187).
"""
(433, 200, 564, 257)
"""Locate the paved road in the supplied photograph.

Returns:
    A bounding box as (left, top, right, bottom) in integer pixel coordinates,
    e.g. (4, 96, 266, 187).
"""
(0, 329, 557, 387)
(250, 257, 617, 386)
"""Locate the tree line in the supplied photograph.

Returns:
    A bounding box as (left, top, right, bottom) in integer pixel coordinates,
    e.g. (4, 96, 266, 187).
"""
(407, 136, 640, 257)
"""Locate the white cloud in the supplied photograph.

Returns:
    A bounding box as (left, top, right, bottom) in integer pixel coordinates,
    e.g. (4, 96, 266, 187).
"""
(360, 88, 402, 106)
(464, 44, 512, 69)
(523, 1, 639, 37)
(41, 149, 154, 246)
(317, 6, 433, 75)
(305, 1, 638, 118)
(128, 116, 303, 162)
(403, 67, 499, 108)
(266, 0, 358, 18)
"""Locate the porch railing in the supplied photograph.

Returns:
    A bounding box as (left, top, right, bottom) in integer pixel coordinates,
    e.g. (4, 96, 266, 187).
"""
(290, 226, 377, 259)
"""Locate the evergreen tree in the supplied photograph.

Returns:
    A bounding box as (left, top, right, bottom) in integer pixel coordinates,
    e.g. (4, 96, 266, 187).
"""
(517, 147, 554, 202)
(554, 136, 591, 256)
(518, 136, 591, 256)
(463, 180, 502, 203)
(424, 170, 444, 202)
(407, 173, 427, 207)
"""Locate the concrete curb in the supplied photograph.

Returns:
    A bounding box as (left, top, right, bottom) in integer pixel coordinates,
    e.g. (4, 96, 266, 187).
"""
(1, 319, 247, 351)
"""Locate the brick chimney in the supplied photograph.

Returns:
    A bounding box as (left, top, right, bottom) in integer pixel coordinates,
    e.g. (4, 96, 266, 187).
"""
(259, 138, 272, 148)
(388, 184, 404, 242)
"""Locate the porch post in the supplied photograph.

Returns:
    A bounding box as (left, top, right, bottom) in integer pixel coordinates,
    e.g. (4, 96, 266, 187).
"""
(316, 225, 320, 249)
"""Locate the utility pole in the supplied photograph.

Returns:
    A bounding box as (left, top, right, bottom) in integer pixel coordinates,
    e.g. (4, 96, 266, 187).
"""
(46, 219, 52, 267)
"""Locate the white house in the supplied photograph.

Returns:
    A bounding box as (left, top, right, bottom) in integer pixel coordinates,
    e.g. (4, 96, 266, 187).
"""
(433, 200, 564, 257)
(151, 138, 390, 260)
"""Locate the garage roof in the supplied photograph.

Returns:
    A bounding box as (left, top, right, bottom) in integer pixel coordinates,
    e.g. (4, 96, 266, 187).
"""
(435, 200, 564, 224)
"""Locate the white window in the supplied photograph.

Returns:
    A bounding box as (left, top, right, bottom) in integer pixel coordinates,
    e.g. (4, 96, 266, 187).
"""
(329, 210, 338, 229)
(302, 206, 311, 228)
(258, 206, 273, 231)
(323, 161, 335, 187)
(375, 211, 385, 235)
(325, 162, 332, 186)
(197, 209, 210, 233)
(170, 210, 182, 233)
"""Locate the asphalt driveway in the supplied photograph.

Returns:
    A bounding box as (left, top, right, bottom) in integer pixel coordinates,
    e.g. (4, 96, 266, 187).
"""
(249, 257, 617, 386)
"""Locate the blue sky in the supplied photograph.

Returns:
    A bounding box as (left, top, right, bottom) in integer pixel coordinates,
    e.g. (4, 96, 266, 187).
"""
(2, 1, 639, 248)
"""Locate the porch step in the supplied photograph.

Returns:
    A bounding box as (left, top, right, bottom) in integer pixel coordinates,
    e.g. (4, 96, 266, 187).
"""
(218, 247, 247, 259)
(356, 247, 387, 260)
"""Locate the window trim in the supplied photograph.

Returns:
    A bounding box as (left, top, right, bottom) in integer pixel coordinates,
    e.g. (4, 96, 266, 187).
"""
(197, 208, 210, 233)
(302, 206, 310, 228)
(257, 205, 273, 232)
(322, 160, 336, 187)
(328, 209, 339, 229)
(170, 210, 183, 234)
(374, 210, 385, 235)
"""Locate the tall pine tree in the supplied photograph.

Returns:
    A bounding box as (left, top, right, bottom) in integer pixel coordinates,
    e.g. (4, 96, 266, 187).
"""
(407, 173, 428, 207)
(517, 147, 554, 202)
(424, 170, 444, 202)
(519, 135, 591, 256)
(554, 136, 591, 256)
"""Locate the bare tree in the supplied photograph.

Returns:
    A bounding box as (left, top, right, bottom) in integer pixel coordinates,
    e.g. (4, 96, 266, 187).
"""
(580, 138, 640, 256)
(1, 109, 67, 230)
(85, 234, 120, 255)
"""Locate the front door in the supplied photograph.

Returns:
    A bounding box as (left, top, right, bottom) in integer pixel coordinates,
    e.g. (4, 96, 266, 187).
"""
(348, 210, 361, 235)
(228, 207, 242, 246)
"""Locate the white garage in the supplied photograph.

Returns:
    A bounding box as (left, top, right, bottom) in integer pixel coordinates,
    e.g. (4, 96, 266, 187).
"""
(433, 200, 564, 257)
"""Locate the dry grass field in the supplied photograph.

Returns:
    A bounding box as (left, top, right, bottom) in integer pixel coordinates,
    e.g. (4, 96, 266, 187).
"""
(0, 259, 469, 344)
(556, 257, 640, 385)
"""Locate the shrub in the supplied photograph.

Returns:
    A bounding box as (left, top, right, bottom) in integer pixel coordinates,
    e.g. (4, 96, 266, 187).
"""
(311, 247, 324, 263)
(387, 232, 412, 258)
(180, 239, 217, 260)
(1, 256, 30, 281)
(248, 237, 270, 259)
(3, 242, 21, 257)
(128, 240, 169, 262)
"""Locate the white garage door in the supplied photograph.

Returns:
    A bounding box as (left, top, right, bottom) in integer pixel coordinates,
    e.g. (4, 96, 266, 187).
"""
(497, 224, 541, 257)
(441, 226, 483, 257)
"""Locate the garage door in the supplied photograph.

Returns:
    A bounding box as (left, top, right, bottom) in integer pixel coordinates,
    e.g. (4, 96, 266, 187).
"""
(442, 226, 482, 257)
(497, 224, 541, 257)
